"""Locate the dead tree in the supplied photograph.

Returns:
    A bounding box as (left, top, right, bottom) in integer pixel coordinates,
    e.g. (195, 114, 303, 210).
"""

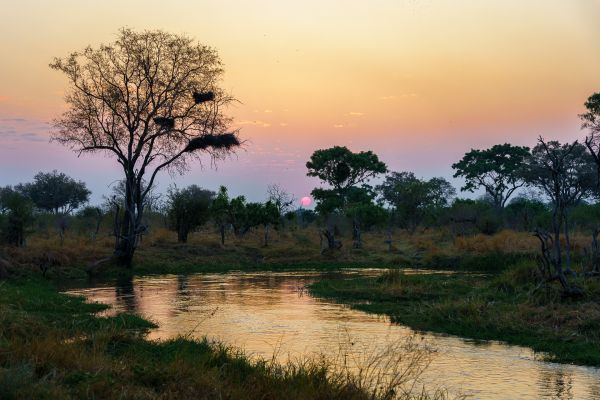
(534, 229, 582, 297)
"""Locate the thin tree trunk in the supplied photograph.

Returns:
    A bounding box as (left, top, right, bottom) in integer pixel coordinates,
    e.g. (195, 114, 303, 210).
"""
(264, 224, 270, 247)
(563, 210, 574, 275)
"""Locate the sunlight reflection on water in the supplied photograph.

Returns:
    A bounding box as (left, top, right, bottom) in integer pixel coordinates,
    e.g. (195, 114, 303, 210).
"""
(64, 270, 600, 400)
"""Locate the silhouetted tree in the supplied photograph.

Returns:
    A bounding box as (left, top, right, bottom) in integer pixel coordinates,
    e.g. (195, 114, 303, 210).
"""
(211, 186, 231, 245)
(581, 92, 600, 179)
(307, 146, 387, 249)
(50, 28, 240, 267)
(378, 172, 455, 233)
(267, 184, 295, 216)
(524, 137, 597, 295)
(245, 201, 280, 246)
(0, 187, 33, 247)
(17, 170, 90, 214)
(167, 185, 215, 243)
(452, 144, 530, 209)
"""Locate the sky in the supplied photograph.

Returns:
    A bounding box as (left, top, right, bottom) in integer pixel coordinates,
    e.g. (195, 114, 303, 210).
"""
(1, 0, 600, 205)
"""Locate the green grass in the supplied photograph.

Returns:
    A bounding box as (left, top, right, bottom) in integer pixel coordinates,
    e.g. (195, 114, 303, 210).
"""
(309, 262, 600, 366)
(0, 279, 450, 399)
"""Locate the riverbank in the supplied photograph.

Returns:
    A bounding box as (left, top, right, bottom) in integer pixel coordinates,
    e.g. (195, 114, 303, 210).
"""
(309, 263, 600, 366)
(0, 228, 540, 280)
(0, 278, 452, 399)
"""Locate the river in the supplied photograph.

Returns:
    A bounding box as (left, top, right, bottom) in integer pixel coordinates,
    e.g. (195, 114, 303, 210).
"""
(63, 270, 600, 399)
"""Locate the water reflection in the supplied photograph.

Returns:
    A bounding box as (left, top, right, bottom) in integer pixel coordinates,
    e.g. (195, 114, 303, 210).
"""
(65, 270, 600, 400)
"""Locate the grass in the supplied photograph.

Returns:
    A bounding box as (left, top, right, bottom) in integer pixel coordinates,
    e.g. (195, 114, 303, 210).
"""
(0, 278, 455, 399)
(309, 262, 600, 366)
(0, 227, 549, 280)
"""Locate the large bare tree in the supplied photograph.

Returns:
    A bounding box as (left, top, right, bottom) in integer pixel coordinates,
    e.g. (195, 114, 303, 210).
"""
(50, 28, 240, 267)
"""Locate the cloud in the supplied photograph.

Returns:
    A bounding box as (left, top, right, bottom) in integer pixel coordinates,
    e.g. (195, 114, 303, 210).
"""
(333, 124, 344, 128)
(347, 112, 365, 116)
(279, 122, 288, 127)
(379, 93, 418, 100)
(264, 109, 273, 113)
(236, 120, 271, 127)
(0, 116, 49, 144)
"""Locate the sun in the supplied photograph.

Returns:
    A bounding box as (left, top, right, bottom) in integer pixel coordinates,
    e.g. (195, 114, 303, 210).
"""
(300, 196, 312, 207)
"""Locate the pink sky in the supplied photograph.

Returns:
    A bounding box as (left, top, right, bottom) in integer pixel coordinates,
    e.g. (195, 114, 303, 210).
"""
(1, 0, 599, 204)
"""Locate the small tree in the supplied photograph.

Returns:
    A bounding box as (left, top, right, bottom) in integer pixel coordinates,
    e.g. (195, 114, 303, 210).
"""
(245, 201, 280, 246)
(452, 143, 530, 209)
(17, 170, 90, 214)
(0, 187, 34, 247)
(211, 186, 231, 245)
(307, 146, 387, 249)
(267, 184, 295, 216)
(377, 172, 455, 233)
(524, 137, 597, 294)
(167, 185, 215, 243)
(50, 28, 240, 267)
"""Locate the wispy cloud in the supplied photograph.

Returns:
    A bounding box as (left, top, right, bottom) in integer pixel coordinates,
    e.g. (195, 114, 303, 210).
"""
(279, 122, 288, 127)
(347, 112, 365, 116)
(333, 124, 344, 129)
(236, 120, 271, 127)
(379, 93, 418, 100)
(0, 116, 49, 144)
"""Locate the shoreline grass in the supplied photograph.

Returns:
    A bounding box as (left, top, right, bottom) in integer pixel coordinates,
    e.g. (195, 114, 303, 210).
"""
(308, 264, 600, 367)
(0, 278, 453, 399)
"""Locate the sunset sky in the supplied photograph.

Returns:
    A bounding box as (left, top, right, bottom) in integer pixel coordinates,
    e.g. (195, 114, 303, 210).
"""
(1, 0, 599, 204)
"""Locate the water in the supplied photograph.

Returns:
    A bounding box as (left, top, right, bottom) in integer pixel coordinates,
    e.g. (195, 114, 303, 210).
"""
(64, 270, 600, 399)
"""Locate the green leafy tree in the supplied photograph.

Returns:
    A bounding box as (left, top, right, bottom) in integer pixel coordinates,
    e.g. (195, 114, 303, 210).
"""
(505, 196, 549, 231)
(452, 144, 530, 209)
(306, 146, 387, 248)
(377, 172, 455, 233)
(0, 187, 34, 247)
(245, 200, 280, 246)
(50, 28, 240, 267)
(211, 186, 232, 245)
(167, 185, 215, 243)
(17, 170, 90, 214)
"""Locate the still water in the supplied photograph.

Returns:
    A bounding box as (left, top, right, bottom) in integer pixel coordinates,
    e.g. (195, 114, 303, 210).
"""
(64, 270, 600, 399)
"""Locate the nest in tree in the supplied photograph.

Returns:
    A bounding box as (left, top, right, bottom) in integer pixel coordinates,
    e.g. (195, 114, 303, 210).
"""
(193, 91, 215, 104)
(185, 133, 240, 153)
(153, 117, 175, 129)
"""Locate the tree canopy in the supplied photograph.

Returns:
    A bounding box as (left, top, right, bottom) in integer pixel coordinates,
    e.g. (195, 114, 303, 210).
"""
(17, 170, 90, 214)
(452, 143, 530, 208)
(377, 172, 455, 232)
(307, 146, 387, 212)
(167, 185, 215, 243)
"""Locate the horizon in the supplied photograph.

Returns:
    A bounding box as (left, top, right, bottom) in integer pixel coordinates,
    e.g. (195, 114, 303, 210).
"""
(1, 0, 599, 204)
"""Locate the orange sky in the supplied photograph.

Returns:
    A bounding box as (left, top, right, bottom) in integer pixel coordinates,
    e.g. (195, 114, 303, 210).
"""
(1, 0, 599, 202)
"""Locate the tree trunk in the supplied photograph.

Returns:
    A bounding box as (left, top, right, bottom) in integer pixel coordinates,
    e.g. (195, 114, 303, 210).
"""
(264, 224, 270, 247)
(352, 218, 361, 248)
(220, 224, 225, 245)
(177, 225, 189, 243)
(563, 210, 574, 276)
(114, 172, 139, 268)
